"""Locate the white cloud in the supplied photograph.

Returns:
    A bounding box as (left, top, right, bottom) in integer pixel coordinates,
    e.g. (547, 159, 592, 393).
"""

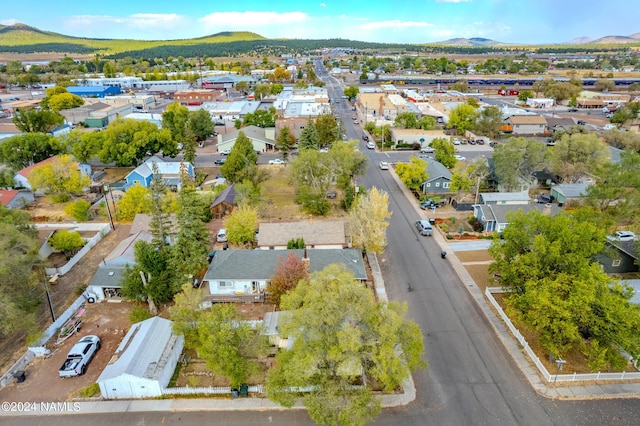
(436, 0, 471, 3)
(199, 11, 308, 30)
(360, 20, 431, 30)
(320, 2, 326, 7)
(62, 14, 189, 38)
(1, 18, 18, 26)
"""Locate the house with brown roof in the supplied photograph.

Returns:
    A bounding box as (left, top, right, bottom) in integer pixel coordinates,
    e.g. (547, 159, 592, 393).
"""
(14, 157, 59, 189)
(505, 115, 547, 135)
(209, 184, 236, 218)
(0, 189, 34, 209)
(257, 220, 348, 250)
(131, 213, 179, 245)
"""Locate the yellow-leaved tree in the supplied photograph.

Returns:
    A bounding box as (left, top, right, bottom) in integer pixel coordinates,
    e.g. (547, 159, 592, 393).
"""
(348, 187, 392, 254)
(28, 154, 90, 203)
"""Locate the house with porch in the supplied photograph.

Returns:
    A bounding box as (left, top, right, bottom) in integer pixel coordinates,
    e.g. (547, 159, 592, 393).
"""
(504, 114, 547, 136)
(420, 157, 452, 194)
(473, 203, 560, 232)
(202, 249, 366, 302)
(125, 156, 195, 192)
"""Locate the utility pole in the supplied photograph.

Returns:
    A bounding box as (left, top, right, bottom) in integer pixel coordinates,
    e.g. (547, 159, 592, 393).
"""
(42, 269, 56, 323)
(103, 185, 115, 230)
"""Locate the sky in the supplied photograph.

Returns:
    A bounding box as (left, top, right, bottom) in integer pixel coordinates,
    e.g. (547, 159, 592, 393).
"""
(2, 0, 639, 45)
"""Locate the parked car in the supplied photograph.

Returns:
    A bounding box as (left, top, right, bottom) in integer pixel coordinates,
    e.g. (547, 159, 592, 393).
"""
(362, 134, 369, 141)
(379, 161, 389, 170)
(420, 146, 434, 153)
(453, 138, 461, 145)
(214, 158, 226, 165)
(476, 138, 485, 145)
(219, 148, 231, 155)
(577, 120, 587, 126)
(59, 335, 101, 378)
(535, 194, 553, 204)
(468, 139, 477, 145)
(353, 120, 359, 124)
(454, 154, 466, 161)
(609, 231, 636, 242)
(268, 158, 285, 165)
(216, 228, 228, 243)
(366, 141, 376, 149)
(415, 220, 433, 236)
(568, 108, 579, 112)
(420, 199, 445, 209)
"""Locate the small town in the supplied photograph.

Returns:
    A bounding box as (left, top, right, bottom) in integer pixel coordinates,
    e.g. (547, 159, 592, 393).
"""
(1, 3, 640, 425)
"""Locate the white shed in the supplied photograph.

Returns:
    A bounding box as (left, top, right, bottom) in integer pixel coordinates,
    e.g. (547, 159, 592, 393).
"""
(97, 317, 184, 399)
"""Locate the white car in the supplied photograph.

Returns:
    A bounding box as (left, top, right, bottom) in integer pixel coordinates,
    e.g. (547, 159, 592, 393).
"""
(319, 148, 329, 153)
(216, 228, 228, 243)
(379, 161, 389, 170)
(219, 148, 231, 155)
(353, 120, 359, 124)
(268, 158, 285, 165)
(366, 141, 375, 149)
(454, 154, 466, 161)
(453, 138, 461, 145)
(421, 146, 435, 153)
(608, 231, 636, 242)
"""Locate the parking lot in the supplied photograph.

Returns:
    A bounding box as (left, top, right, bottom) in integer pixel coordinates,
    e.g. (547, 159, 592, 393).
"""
(0, 302, 133, 402)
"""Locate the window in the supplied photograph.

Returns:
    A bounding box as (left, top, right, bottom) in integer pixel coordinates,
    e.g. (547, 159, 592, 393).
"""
(443, 182, 450, 189)
(435, 182, 440, 187)
(426, 183, 431, 187)
(612, 260, 621, 267)
(218, 281, 233, 288)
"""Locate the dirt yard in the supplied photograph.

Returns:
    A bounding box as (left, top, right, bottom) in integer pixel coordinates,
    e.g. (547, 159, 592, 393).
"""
(0, 302, 134, 402)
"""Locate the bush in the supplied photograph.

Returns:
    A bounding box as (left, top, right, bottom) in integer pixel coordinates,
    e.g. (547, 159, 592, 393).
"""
(130, 305, 152, 323)
(446, 234, 454, 240)
(449, 216, 457, 225)
(64, 199, 92, 221)
(470, 218, 485, 232)
(77, 383, 100, 398)
(75, 284, 88, 296)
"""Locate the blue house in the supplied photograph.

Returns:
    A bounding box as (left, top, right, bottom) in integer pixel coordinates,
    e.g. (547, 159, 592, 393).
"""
(420, 157, 452, 194)
(125, 156, 195, 191)
(67, 85, 121, 98)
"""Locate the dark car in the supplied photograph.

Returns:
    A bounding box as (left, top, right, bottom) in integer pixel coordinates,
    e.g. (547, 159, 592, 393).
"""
(577, 120, 586, 126)
(420, 199, 445, 209)
(214, 158, 226, 165)
(568, 108, 579, 112)
(362, 135, 369, 141)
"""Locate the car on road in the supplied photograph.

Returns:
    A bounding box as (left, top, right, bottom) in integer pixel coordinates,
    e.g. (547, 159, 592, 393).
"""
(420, 146, 434, 153)
(353, 119, 359, 124)
(453, 138, 461, 145)
(219, 148, 231, 155)
(418, 154, 431, 160)
(568, 108, 579, 112)
(366, 141, 376, 149)
(415, 220, 433, 236)
(379, 161, 389, 170)
(577, 120, 587, 125)
(59, 335, 101, 378)
(214, 158, 226, 165)
(454, 154, 466, 161)
(268, 158, 285, 165)
(608, 231, 636, 242)
(362, 135, 369, 141)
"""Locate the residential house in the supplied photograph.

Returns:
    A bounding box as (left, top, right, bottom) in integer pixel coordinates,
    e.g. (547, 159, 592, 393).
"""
(202, 249, 367, 302)
(257, 220, 348, 250)
(102, 231, 152, 266)
(525, 98, 555, 109)
(97, 317, 184, 399)
(85, 266, 125, 302)
(473, 203, 560, 232)
(421, 157, 452, 194)
(216, 126, 276, 154)
(125, 156, 195, 192)
(13, 156, 88, 190)
(595, 240, 639, 274)
(478, 191, 531, 205)
(550, 183, 590, 206)
(262, 311, 294, 349)
(504, 115, 548, 135)
(390, 129, 447, 147)
(131, 213, 179, 245)
(209, 184, 236, 218)
(545, 116, 581, 134)
(0, 189, 35, 209)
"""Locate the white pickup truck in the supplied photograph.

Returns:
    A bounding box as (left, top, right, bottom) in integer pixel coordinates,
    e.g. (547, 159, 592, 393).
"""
(59, 335, 101, 378)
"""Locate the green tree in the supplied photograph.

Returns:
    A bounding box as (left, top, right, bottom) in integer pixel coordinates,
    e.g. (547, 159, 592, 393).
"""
(394, 112, 418, 129)
(98, 119, 176, 166)
(47, 92, 85, 112)
(289, 149, 334, 194)
(594, 78, 616, 92)
(492, 137, 547, 191)
(13, 108, 64, 133)
(253, 83, 272, 100)
(170, 172, 211, 279)
(48, 230, 84, 259)
(451, 79, 469, 92)
(27, 154, 90, 202)
(517, 90, 535, 102)
(220, 132, 259, 184)
(162, 102, 190, 146)
(447, 103, 478, 135)
(169, 283, 206, 348)
(472, 106, 503, 140)
(348, 187, 392, 254)
(327, 141, 368, 192)
(197, 303, 269, 388)
(116, 184, 152, 222)
(187, 108, 214, 142)
(343, 85, 360, 100)
(431, 137, 457, 168)
(64, 199, 91, 221)
(65, 130, 101, 163)
(267, 251, 309, 307)
(544, 82, 582, 103)
(147, 163, 173, 249)
(243, 107, 277, 128)
(315, 114, 339, 147)
(395, 157, 429, 191)
(224, 202, 258, 246)
(0, 133, 65, 170)
(266, 264, 426, 425)
(276, 126, 296, 160)
(549, 132, 610, 183)
(489, 211, 640, 370)
(298, 121, 320, 150)
(416, 116, 436, 130)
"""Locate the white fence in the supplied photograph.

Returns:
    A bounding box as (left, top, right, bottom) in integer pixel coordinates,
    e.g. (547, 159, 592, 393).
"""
(162, 385, 264, 396)
(485, 287, 640, 383)
(36, 223, 112, 277)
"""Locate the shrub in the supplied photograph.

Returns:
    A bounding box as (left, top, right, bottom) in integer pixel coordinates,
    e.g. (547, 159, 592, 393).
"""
(75, 284, 88, 296)
(77, 383, 100, 398)
(446, 234, 454, 240)
(130, 305, 152, 323)
(450, 216, 457, 225)
(64, 199, 91, 221)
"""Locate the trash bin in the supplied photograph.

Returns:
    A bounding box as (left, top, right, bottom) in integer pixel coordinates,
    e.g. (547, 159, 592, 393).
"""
(14, 370, 26, 383)
(239, 384, 249, 397)
(231, 389, 239, 399)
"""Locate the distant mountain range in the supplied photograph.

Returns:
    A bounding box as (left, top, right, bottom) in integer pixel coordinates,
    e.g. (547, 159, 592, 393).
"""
(437, 33, 640, 46)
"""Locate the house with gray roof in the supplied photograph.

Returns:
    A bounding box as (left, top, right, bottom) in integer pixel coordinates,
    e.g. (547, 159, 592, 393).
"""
(103, 230, 152, 266)
(595, 240, 639, 275)
(85, 266, 125, 302)
(473, 203, 560, 232)
(216, 126, 276, 154)
(420, 157, 452, 194)
(550, 183, 590, 206)
(97, 316, 184, 399)
(125, 156, 195, 191)
(209, 184, 236, 217)
(202, 249, 366, 301)
(478, 191, 530, 205)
